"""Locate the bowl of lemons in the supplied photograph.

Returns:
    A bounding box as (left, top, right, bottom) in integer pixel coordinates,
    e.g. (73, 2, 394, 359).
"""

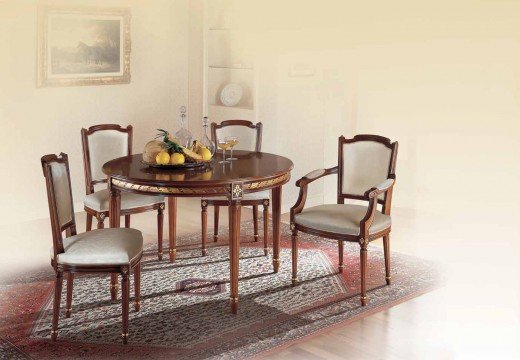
(142, 129, 213, 169)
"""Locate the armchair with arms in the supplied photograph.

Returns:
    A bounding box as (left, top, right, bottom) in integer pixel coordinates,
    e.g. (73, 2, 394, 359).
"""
(290, 134, 398, 306)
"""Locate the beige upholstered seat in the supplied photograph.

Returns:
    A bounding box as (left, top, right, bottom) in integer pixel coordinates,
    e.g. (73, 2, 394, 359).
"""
(53, 228, 143, 266)
(203, 190, 270, 202)
(294, 204, 391, 236)
(42, 153, 143, 344)
(290, 135, 398, 307)
(82, 125, 164, 259)
(84, 189, 164, 213)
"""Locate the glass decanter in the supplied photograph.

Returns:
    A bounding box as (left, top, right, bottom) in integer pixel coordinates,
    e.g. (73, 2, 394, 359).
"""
(174, 106, 193, 148)
(201, 116, 216, 155)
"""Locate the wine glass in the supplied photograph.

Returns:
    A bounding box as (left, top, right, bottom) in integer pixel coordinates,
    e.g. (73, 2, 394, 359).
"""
(217, 139, 230, 164)
(226, 136, 239, 160)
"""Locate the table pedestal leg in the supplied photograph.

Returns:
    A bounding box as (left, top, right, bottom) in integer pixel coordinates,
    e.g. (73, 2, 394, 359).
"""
(229, 200, 241, 314)
(109, 186, 121, 301)
(168, 197, 177, 262)
(271, 186, 282, 273)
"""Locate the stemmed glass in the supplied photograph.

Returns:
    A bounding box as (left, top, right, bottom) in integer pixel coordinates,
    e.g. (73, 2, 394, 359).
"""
(226, 136, 239, 160)
(217, 139, 230, 164)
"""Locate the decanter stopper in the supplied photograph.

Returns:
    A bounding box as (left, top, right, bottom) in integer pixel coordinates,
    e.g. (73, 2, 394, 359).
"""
(174, 106, 193, 148)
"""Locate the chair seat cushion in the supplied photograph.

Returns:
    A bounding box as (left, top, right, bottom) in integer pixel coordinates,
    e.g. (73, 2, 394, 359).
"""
(203, 189, 270, 202)
(52, 228, 143, 266)
(294, 204, 391, 236)
(84, 188, 164, 212)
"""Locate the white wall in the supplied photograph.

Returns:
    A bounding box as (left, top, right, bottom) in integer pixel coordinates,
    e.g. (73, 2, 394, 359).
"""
(226, 0, 520, 216)
(0, 0, 190, 226)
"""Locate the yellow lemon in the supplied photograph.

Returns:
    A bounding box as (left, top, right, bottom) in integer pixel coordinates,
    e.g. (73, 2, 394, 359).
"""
(199, 147, 212, 161)
(155, 151, 170, 165)
(170, 152, 185, 165)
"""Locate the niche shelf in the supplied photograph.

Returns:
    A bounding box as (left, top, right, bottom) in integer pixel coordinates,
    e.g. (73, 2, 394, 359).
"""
(203, 0, 256, 123)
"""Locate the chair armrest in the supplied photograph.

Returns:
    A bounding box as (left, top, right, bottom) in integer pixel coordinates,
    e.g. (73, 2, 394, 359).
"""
(291, 166, 338, 220)
(363, 177, 395, 198)
(360, 177, 396, 242)
(296, 166, 338, 187)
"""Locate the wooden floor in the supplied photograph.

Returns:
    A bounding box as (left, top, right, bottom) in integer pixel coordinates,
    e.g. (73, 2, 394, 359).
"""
(1, 198, 518, 359)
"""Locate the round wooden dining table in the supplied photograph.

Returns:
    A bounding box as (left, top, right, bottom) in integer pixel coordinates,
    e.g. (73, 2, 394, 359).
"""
(103, 150, 293, 313)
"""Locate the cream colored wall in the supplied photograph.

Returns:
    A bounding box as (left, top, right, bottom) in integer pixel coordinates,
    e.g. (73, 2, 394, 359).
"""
(1, 0, 519, 247)
(225, 0, 520, 216)
(188, 0, 204, 140)
(0, 0, 191, 226)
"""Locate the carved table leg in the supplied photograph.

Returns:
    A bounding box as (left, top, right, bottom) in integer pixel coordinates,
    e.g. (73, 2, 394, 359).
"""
(253, 205, 259, 242)
(214, 206, 219, 242)
(109, 185, 121, 301)
(168, 197, 177, 262)
(157, 205, 164, 260)
(271, 186, 282, 273)
(109, 185, 121, 227)
(201, 200, 208, 256)
(263, 200, 269, 256)
(229, 199, 241, 314)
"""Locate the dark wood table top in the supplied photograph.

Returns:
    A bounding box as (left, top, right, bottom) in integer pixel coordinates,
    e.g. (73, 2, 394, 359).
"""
(102, 151, 294, 196)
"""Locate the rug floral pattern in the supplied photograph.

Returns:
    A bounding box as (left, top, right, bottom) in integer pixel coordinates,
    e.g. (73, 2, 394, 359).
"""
(0, 220, 439, 359)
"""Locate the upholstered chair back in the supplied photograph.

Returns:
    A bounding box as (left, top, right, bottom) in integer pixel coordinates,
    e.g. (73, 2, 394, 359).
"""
(212, 120, 262, 152)
(338, 135, 398, 198)
(82, 125, 132, 192)
(41, 153, 76, 257)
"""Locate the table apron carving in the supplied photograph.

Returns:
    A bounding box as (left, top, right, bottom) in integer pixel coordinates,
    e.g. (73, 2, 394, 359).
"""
(110, 172, 290, 197)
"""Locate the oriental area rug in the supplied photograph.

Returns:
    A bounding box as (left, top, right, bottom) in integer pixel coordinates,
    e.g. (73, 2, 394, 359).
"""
(0, 220, 439, 359)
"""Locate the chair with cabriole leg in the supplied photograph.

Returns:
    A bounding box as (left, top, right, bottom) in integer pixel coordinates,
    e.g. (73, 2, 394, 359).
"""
(200, 120, 270, 256)
(81, 124, 165, 260)
(41, 153, 143, 344)
(290, 134, 398, 306)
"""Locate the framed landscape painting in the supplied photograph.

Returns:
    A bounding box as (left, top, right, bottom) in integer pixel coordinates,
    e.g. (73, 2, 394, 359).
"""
(38, 6, 131, 87)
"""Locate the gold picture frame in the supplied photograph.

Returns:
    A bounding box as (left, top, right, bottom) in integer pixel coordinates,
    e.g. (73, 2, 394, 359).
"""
(37, 6, 131, 87)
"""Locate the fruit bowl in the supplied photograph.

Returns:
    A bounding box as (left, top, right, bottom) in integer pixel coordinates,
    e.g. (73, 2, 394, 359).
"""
(142, 129, 214, 170)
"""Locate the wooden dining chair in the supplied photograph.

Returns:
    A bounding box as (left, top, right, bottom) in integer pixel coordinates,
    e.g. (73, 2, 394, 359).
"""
(41, 153, 143, 344)
(81, 124, 166, 260)
(290, 135, 398, 306)
(200, 120, 270, 256)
